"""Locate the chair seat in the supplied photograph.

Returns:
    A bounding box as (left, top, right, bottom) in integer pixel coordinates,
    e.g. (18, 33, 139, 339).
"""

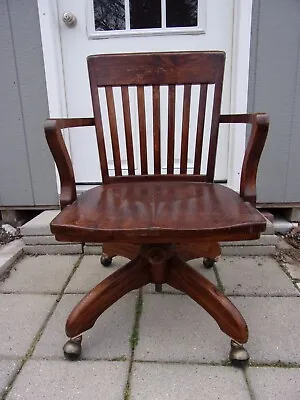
(51, 181, 266, 243)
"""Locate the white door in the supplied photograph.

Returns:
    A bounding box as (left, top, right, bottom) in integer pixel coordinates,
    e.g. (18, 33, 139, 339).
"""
(57, 0, 234, 183)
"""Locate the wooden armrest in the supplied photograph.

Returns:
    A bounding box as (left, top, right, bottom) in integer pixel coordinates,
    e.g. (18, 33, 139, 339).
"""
(219, 113, 269, 204)
(44, 118, 95, 208)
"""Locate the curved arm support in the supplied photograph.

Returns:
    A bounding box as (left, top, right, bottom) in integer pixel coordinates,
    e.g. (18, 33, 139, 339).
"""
(44, 118, 95, 208)
(219, 113, 269, 204)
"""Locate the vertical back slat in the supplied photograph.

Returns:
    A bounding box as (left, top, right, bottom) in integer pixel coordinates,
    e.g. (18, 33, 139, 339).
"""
(137, 85, 148, 175)
(206, 81, 223, 181)
(167, 85, 176, 174)
(180, 84, 192, 174)
(152, 85, 161, 174)
(105, 86, 122, 176)
(121, 86, 135, 175)
(194, 84, 208, 174)
(89, 77, 109, 182)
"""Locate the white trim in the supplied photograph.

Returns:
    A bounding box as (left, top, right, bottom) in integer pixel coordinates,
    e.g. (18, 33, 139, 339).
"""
(37, 0, 70, 195)
(124, 0, 130, 30)
(87, 26, 206, 39)
(161, 0, 166, 29)
(38, 0, 252, 193)
(227, 0, 253, 192)
(37, 0, 67, 119)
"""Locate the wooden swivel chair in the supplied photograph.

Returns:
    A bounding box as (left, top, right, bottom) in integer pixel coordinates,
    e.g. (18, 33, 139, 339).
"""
(45, 52, 269, 363)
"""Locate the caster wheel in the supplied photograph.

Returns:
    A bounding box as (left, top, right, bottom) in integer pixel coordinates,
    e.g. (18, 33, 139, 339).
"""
(63, 336, 82, 361)
(100, 254, 113, 267)
(203, 257, 215, 269)
(155, 283, 162, 293)
(229, 340, 249, 366)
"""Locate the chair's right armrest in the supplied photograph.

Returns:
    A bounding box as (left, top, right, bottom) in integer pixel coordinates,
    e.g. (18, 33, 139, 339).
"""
(44, 118, 95, 209)
(219, 113, 269, 204)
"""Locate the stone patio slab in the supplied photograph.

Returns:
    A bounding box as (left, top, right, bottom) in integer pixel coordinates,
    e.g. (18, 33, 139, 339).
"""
(282, 259, 300, 280)
(20, 211, 59, 236)
(143, 258, 218, 294)
(232, 297, 300, 364)
(135, 294, 229, 363)
(131, 363, 251, 400)
(216, 256, 299, 296)
(0, 360, 20, 397)
(65, 255, 124, 293)
(33, 293, 137, 360)
(24, 244, 82, 255)
(136, 294, 300, 365)
(246, 367, 300, 400)
(0, 294, 55, 358)
(6, 360, 128, 400)
(0, 240, 24, 278)
(0, 255, 79, 294)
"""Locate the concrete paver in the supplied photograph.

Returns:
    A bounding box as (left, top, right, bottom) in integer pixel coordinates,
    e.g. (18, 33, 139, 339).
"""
(247, 367, 300, 400)
(0, 240, 23, 278)
(216, 256, 299, 296)
(0, 361, 20, 397)
(131, 363, 251, 400)
(232, 297, 300, 364)
(33, 293, 137, 360)
(3, 253, 300, 399)
(283, 260, 300, 280)
(135, 294, 229, 363)
(65, 255, 123, 293)
(0, 294, 55, 358)
(0, 255, 79, 294)
(20, 211, 59, 236)
(6, 360, 128, 400)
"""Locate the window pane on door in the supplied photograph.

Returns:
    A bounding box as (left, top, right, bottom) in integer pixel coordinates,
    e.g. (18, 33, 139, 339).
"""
(166, 0, 198, 27)
(130, 0, 161, 29)
(94, 0, 125, 31)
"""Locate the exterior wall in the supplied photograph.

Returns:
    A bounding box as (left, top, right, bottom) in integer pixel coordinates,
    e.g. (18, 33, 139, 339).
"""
(248, 0, 300, 204)
(0, 0, 58, 207)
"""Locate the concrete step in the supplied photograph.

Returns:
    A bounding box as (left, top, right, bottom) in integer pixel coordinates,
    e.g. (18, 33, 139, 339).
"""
(21, 211, 278, 255)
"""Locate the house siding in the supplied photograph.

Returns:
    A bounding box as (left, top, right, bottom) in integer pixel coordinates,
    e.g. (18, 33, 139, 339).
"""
(0, 0, 58, 207)
(248, 0, 300, 203)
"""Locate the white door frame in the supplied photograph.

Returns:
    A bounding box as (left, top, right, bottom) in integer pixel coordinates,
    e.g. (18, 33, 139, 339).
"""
(37, 0, 253, 193)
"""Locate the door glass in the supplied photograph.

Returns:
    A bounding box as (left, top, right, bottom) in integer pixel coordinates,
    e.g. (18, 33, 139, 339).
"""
(94, 0, 125, 31)
(166, 0, 198, 27)
(130, 0, 161, 29)
(93, 0, 201, 34)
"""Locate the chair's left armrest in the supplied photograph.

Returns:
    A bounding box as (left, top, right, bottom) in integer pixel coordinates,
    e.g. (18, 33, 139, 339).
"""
(44, 118, 95, 209)
(219, 113, 269, 204)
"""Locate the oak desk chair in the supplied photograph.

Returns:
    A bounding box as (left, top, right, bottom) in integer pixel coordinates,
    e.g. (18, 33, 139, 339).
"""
(45, 52, 269, 363)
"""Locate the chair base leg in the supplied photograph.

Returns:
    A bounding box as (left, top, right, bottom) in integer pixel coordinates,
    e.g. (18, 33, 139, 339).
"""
(64, 243, 248, 360)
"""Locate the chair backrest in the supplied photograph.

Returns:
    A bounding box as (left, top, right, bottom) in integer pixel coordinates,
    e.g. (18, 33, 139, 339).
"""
(87, 51, 225, 184)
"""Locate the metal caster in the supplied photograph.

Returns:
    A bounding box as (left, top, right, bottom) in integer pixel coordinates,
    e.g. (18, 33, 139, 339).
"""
(203, 257, 216, 269)
(100, 254, 113, 267)
(63, 336, 82, 361)
(229, 340, 249, 366)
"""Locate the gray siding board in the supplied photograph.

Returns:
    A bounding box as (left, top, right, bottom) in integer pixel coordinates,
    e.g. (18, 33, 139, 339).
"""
(249, 0, 300, 203)
(285, 36, 300, 202)
(7, 0, 58, 206)
(0, 0, 34, 206)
